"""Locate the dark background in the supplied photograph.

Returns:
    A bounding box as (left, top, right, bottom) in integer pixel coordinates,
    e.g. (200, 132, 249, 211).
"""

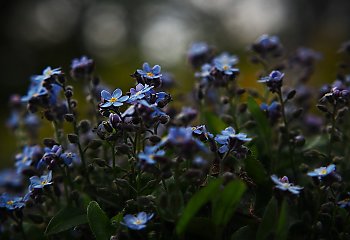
(1, 0, 350, 166)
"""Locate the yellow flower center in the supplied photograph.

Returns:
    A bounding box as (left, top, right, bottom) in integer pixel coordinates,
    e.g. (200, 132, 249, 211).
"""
(110, 97, 118, 103)
(134, 219, 142, 225)
(282, 183, 290, 188)
(45, 70, 53, 78)
(320, 169, 327, 175)
(22, 157, 28, 163)
(7, 200, 14, 205)
(41, 180, 48, 185)
(223, 65, 230, 70)
(147, 72, 154, 77)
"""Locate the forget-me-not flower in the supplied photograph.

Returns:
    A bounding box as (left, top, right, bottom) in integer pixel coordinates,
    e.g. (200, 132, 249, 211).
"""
(29, 171, 53, 190)
(100, 89, 129, 108)
(307, 164, 336, 179)
(271, 175, 303, 195)
(137, 62, 162, 79)
(121, 212, 154, 230)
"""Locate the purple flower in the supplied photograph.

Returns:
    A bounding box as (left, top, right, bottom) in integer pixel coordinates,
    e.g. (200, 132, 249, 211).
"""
(29, 171, 53, 190)
(271, 175, 303, 195)
(71, 56, 95, 78)
(100, 89, 129, 108)
(121, 212, 154, 230)
(137, 62, 162, 80)
(307, 164, 336, 179)
(61, 152, 76, 166)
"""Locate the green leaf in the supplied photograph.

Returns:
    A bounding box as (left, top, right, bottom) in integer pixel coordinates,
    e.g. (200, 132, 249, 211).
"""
(231, 225, 255, 240)
(45, 207, 87, 236)
(276, 200, 289, 240)
(111, 211, 125, 227)
(256, 197, 278, 240)
(212, 180, 246, 227)
(247, 97, 271, 152)
(176, 178, 223, 235)
(202, 111, 227, 134)
(87, 201, 114, 240)
(245, 154, 268, 185)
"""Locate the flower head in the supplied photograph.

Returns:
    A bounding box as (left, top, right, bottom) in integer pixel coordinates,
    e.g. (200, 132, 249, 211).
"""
(36, 67, 62, 81)
(138, 146, 165, 165)
(61, 152, 76, 166)
(71, 56, 94, 78)
(215, 127, 251, 154)
(271, 175, 303, 195)
(0, 193, 26, 210)
(137, 63, 162, 80)
(213, 53, 239, 76)
(121, 212, 154, 230)
(15, 145, 41, 173)
(100, 89, 129, 108)
(29, 171, 53, 190)
(128, 83, 154, 102)
(307, 164, 336, 179)
(258, 70, 284, 93)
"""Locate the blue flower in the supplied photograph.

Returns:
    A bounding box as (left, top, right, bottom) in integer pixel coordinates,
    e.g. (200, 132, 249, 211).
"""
(188, 42, 210, 58)
(29, 171, 53, 190)
(61, 152, 76, 166)
(37, 67, 62, 81)
(37, 145, 64, 168)
(21, 76, 49, 102)
(128, 83, 154, 102)
(254, 34, 281, 50)
(137, 62, 162, 79)
(0, 193, 25, 210)
(138, 146, 165, 165)
(195, 63, 213, 78)
(258, 70, 284, 93)
(167, 127, 193, 145)
(307, 164, 336, 179)
(71, 56, 94, 70)
(15, 145, 41, 173)
(100, 89, 129, 108)
(121, 212, 154, 230)
(271, 175, 303, 195)
(215, 127, 251, 154)
(0, 169, 22, 187)
(338, 194, 350, 208)
(213, 53, 239, 75)
(260, 101, 281, 123)
(191, 125, 214, 141)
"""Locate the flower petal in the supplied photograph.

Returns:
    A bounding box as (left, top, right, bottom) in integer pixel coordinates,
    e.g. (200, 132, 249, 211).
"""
(112, 89, 122, 98)
(101, 90, 111, 100)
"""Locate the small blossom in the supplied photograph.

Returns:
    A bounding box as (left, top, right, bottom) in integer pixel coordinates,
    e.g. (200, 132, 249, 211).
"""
(29, 171, 53, 190)
(271, 175, 303, 195)
(61, 152, 76, 166)
(260, 101, 281, 123)
(100, 89, 129, 108)
(187, 42, 213, 68)
(35, 66, 62, 81)
(0, 193, 26, 210)
(338, 194, 350, 208)
(137, 62, 162, 80)
(138, 146, 165, 165)
(0, 169, 22, 187)
(15, 145, 41, 173)
(215, 127, 251, 154)
(128, 83, 154, 102)
(307, 164, 336, 179)
(251, 34, 282, 56)
(121, 212, 154, 230)
(195, 63, 213, 79)
(258, 70, 284, 93)
(213, 53, 239, 75)
(191, 125, 214, 141)
(70, 56, 94, 78)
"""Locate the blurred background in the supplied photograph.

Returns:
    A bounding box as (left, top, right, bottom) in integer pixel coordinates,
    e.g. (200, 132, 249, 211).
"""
(1, 0, 350, 166)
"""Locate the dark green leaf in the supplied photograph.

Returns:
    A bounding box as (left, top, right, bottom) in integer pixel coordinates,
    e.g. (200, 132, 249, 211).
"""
(256, 197, 278, 240)
(212, 180, 246, 227)
(87, 201, 114, 240)
(245, 154, 268, 185)
(111, 211, 124, 227)
(202, 111, 227, 134)
(231, 225, 255, 240)
(276, 200, 289, 240)
(176, 178, 223, 235)
(45, 207, 87, 236)
(247, 97, 271, 153)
